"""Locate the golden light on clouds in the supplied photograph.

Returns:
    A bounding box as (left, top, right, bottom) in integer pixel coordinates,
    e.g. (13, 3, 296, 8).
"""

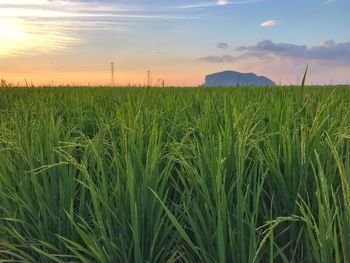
(0, 18, 78, 57)
(0, 19, 25, 56)
(0, 0, 115, 57)
(0, 0, 178, 57)
(0, 0, 81, 57)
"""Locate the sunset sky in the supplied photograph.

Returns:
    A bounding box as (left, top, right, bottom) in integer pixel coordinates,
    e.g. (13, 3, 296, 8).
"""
(0, 0, 349, 86)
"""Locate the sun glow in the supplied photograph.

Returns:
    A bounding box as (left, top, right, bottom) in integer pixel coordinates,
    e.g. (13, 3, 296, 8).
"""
(0, 19, 26, 56)
(0, 18, 78, 57)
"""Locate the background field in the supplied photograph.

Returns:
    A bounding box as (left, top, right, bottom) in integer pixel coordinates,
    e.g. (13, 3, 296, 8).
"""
(1, 86, 350, 262)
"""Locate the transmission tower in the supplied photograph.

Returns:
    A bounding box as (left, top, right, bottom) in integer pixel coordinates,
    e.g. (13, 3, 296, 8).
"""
(147, 70, 151, 87)
(111, 62, 115, 86)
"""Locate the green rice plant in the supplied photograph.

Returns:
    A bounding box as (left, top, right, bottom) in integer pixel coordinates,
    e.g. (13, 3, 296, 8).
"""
(0, 86, 350, 262)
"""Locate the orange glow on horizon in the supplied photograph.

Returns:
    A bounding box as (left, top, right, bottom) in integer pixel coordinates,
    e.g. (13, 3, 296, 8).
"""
(2, 70, 205, 87)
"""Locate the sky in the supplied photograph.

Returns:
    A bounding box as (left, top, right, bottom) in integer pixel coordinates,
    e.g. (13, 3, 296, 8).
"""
(0, 0, 349, 86)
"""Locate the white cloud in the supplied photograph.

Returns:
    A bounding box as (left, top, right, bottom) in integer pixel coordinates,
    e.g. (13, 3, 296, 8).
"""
(177, 0, 261, 9)
(217, 0, 228, 5)
(259, 20, 279, 27)
(324, 0, 336, 4)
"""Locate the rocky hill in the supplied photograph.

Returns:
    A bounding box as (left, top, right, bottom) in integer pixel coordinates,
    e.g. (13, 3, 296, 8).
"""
(203, 71, 275, 87)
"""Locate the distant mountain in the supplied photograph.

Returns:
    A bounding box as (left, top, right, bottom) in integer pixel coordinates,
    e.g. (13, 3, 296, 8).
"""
(203, 71, 275, 87)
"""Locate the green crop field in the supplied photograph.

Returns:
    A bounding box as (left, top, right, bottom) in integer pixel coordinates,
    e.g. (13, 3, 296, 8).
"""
(1, 86, 350, 262)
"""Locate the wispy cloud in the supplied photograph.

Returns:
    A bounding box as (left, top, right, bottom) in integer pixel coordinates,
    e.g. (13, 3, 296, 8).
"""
(176, 0, 261, 9)
(197, 55, 236, 63)
(177, 2, 223, 9)
(217, 42, 229, 50)
(0, 17, 78, 57)
(0, 1, 189, 20)
(259, 20, 279, 27)
(0, 0, 194, 57)
(324, 0, 336, 4)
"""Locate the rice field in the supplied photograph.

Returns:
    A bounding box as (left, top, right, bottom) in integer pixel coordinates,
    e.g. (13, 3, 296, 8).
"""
(1, 86, 350, 262)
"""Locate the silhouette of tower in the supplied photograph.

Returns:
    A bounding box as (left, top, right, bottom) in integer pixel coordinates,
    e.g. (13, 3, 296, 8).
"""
(147, 70, 151, 87)
(111, 62, 115, 86)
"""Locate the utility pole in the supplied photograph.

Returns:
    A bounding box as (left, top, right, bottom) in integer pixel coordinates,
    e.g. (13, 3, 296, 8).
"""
(111, 62, 115, 86)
